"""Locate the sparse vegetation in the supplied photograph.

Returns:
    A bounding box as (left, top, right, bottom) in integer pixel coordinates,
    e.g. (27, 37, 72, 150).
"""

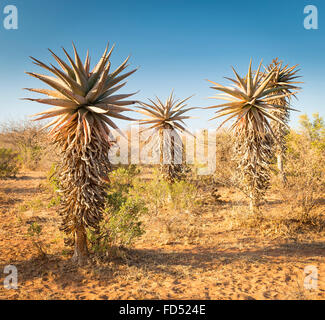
(18, 198, 45, 213)
(0, 148, 19, 178)
(282, 114, 325, 219)
(0, 53, 324, 300)
(27, 222, 47, 259)
(88, 166, 147, 257)
(0, 120, 51, 171)
(46, 164, 61, 208)
(1, 129, 324, 298)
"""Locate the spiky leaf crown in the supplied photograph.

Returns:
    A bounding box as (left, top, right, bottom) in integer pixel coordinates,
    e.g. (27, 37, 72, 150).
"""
(266, 58, 302, 97)
(206, 60, 298, 138)
(24, 43, 138, 148)
(137, 91, 195, 135)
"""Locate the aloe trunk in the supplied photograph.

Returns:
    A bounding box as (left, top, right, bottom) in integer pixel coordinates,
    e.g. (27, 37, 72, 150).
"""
(71, 224, 89, 264)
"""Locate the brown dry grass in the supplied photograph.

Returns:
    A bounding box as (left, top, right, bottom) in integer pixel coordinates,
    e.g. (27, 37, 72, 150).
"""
(0, 168, 324, 300)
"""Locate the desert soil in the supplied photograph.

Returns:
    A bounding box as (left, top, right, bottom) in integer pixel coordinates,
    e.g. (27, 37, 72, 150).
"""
(0, 170, 324, 300)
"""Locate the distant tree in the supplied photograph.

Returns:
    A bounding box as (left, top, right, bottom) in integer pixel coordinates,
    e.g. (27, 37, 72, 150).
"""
(137, 91, 195, 183)
(299, 113, 325, 151)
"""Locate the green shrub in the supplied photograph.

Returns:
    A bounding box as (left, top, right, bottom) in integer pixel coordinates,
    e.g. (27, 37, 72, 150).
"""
(47, 164, 61, 208)
(88, 165, 199, 255)
(168, 180, 199, 212)
(130, 168, 199, 215)
(17, 145, 43, 170)
(105, 195, 146, 246)
(88, 165, 147, 255)
(131, 168, 170, 215)
(298, 113, 325, 151)
(27, 222, 47, 258)
(27, 222, 42, 237)
(0, 148, 19, 178)
(109, 165, 141, 191)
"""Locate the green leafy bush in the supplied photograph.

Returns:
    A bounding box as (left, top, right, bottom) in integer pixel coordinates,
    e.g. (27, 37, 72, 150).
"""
(298, 113, 325, 151)
(130, 168, 199, 215)
(27, 222, 42, 236)
(105, 195, 146, 246)
(131, 168, 170, 215)
(0, 148, 19, 178)
(88, 165, 147, 255)
(88, 165, 199, 255)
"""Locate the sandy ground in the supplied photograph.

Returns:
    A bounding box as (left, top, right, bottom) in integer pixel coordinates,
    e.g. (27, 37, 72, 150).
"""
(0, 170, 324, 300)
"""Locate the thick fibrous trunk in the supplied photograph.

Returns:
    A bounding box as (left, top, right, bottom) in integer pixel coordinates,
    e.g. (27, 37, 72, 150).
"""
(249, 191, 258, 214)
(71, 223, 88, 265)
(159, 127, 184, 183)
(234, 123, 273, 214)
(57, 131, 111, 263)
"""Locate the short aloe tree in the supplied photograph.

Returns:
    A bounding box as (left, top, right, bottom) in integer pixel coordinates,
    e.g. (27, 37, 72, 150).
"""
(266, 58, 301, 185)
(206, 60, 297, 213)
(137, 91, 195, 183)
(25, 43, 138, 265)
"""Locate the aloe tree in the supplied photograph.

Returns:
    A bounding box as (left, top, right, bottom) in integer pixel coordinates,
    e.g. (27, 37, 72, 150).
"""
(266, 58, 301, 185)
(25, 43, 138, 264)
(137, 91, 195, 183)
(206, 60, 297, 213)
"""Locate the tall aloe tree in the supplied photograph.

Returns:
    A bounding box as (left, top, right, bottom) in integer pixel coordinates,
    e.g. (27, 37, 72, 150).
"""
(137, 91, 195, 183)
(266, 58, 301, 185)
(206, 60, 296, 212)
(25, 43, 138, 264)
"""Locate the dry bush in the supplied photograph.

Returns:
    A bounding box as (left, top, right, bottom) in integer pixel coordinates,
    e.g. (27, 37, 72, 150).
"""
(0, 120, 57, 171)
(193, 130, 244, 202)
(214, 130, 235, 174)
(226, 208, 325, 240)
(280, 113, 325, 220)
(127, 167, 202, 244)
(0, 148, 19, 178)
(154, 180, 201, 243)
(281, 130, 325, 219)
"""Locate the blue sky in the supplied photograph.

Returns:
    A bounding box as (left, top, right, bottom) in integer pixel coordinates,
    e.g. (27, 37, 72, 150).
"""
(0, 0, 324, 130)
